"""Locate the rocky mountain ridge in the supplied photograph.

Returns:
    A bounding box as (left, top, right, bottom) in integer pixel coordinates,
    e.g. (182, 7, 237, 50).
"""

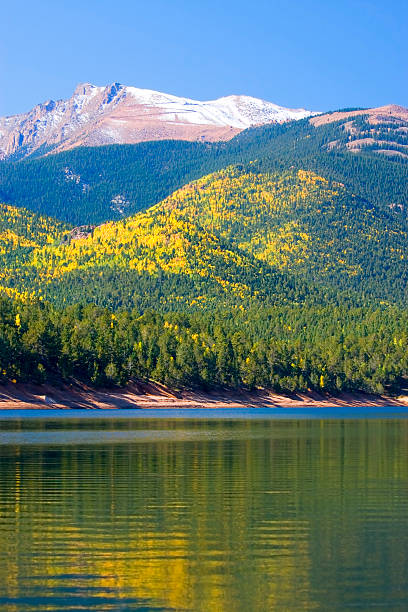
(0, 83, 318, 159)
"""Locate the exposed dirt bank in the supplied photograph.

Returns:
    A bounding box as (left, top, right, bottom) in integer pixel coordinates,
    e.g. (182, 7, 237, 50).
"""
(0, 381, 407, 410)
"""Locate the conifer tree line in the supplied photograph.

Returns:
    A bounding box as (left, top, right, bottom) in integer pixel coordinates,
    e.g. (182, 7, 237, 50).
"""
(1, 297, 407, 395)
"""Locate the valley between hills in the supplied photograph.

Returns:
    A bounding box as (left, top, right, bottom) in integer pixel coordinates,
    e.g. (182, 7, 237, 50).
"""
(0, 87, 407, 403)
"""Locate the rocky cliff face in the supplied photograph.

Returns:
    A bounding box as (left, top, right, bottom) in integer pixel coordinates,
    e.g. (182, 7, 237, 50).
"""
(0, 83, 318, 159)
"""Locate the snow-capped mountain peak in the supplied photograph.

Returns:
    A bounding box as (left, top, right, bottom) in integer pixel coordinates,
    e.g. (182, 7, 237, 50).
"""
(0, 83, 319, 159)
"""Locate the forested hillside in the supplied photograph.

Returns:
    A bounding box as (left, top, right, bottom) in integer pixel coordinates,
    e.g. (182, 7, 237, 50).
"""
(0, 166, 407, 309)
(0, 108, 407, 395)
(0, 109, 407, 224)
(0, 170, 321, 309)
(0, 141, 214, 224)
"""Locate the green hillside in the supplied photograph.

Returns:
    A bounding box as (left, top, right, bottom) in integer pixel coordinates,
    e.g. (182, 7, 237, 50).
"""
(0, 162, 407, 394)
(0, 166, 407, 309)
(0, 171, 316, 309)
(0, 110, 407, 225)
(0, 141, 217, 224)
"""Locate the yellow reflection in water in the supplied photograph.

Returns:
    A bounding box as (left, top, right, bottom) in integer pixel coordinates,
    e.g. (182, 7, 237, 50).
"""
(0, 419, 407, 611)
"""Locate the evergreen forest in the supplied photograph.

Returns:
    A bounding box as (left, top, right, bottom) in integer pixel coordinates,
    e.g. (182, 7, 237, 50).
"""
(0, 109, 407, 396)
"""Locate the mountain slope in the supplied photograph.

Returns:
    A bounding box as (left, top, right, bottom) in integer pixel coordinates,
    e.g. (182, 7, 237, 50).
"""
(0, 205, 308, 310)
(0, 203, 70, 301)
(311, 104, 408, 158)
(1, 166, 407, 309)
(0, 82, 316, 159)
(0, 104, 407, 225)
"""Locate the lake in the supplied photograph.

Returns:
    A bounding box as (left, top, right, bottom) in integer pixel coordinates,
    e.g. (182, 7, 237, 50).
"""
(0, 410, 407, 611)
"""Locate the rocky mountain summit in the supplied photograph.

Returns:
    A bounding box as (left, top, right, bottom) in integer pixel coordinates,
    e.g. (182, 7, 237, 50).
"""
(0, 83, 318, 159)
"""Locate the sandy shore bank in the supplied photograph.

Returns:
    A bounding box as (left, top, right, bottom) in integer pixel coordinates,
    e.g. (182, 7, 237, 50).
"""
(0, 381, 407, 410)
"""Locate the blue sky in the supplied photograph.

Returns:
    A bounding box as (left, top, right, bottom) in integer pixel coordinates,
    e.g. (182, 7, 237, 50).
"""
(1, 0, 407, 115)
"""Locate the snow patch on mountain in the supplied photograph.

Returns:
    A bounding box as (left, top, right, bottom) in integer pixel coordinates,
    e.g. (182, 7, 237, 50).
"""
(125, 87, 315, 128)
(110, 194, 131, 215)
(0, 82, 320, 159)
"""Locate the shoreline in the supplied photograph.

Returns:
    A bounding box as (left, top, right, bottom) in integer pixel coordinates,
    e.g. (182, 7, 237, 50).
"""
(0, 382, 407, 410)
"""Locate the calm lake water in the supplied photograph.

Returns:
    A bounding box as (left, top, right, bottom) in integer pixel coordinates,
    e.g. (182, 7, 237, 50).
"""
(0, 411, 407, 611)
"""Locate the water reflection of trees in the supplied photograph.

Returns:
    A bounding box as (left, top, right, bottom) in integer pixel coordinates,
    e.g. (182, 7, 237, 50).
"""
(0, 419, 407, 611)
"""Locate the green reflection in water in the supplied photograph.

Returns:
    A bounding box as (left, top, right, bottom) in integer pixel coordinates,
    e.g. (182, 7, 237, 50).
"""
(0, 418, 407, 611)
